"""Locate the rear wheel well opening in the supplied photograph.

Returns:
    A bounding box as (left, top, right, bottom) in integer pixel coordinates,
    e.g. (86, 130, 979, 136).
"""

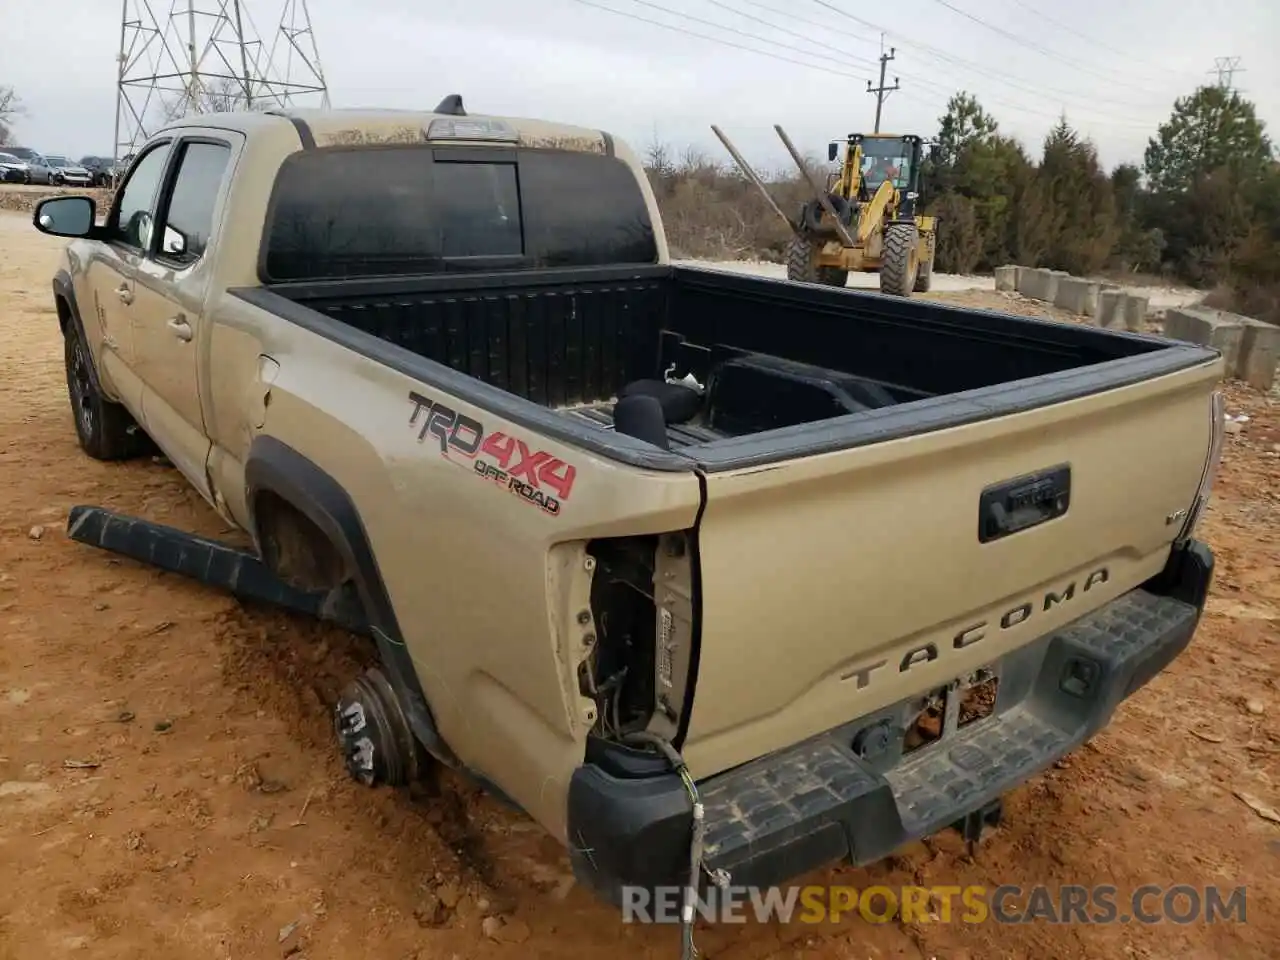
(252, 490, 348, 593)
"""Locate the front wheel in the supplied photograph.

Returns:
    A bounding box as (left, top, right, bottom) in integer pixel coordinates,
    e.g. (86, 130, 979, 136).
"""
(879, 223, 920, 297)
(64, 324, 152, 460)
(786, 234, 819, 283)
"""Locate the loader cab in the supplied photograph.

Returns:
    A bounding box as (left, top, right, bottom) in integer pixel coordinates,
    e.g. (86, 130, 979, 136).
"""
(829, 133, 925, 214)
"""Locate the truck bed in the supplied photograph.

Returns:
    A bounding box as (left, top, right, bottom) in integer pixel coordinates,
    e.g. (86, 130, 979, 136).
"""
(242, 262, 1213, 470)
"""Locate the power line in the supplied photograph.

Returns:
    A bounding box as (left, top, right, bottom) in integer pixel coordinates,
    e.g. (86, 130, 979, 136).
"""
(1001, 0, 1204, 84)
(565, 0, 901, 84)
(920, 0, 1172, 99)
(698, 0, 878, 70)
(566, 0, 1160, 136)
(738, 0, 1150, 119)
(803, 0, 1160, 127)
(607, 0, 891, 75)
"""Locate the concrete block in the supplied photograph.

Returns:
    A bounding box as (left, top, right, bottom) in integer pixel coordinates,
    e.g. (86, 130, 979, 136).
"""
(1017, 267, 1064, 303)
(1096, 290, 1125, 329)
(1015, 267, 1044, 298)
(994, 264, 1020, 292)
(1121, 294, 1149, 332)
(1054, 277, 1102, 317)
(1045, 270, 1069, 304)
(1163, 307, 1245, 371)
(1238, 318, 1280, 391)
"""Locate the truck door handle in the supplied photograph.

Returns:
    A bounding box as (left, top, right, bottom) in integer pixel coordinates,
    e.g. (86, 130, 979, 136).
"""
(167, 316, 193, 342)
(116, 284, 133, 305)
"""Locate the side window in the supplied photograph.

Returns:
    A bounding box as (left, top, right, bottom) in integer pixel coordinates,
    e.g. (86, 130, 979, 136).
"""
(109, 144, 170, 251)
(157, 141, 232, 266)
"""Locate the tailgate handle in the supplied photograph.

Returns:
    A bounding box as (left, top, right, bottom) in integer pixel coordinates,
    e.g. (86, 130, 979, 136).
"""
(979, 464, 1071, 543)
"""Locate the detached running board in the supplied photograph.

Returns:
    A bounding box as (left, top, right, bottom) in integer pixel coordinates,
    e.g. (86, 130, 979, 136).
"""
(65, 505, 370, 635)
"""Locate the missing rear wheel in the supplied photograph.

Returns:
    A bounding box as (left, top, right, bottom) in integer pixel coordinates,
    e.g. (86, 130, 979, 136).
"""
(334, 666, 429, 787)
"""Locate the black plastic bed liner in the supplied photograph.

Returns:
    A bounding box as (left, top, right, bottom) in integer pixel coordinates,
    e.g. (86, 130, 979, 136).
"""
(560, 401, 727, 449)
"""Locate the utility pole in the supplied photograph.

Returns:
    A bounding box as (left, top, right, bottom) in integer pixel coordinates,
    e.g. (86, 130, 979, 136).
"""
(866, 36, 899, 134)
(1208, 56, 1243, 90)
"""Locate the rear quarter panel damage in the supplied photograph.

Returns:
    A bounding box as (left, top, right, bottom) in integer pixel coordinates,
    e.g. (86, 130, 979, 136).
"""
(240, 310, 701, 839)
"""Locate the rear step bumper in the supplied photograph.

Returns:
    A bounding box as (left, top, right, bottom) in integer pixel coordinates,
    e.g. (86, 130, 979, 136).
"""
(567, 539, 1213, 903)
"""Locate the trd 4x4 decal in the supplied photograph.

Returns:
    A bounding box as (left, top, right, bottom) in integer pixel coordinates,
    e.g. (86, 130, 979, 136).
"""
(407, 390, 577, 516)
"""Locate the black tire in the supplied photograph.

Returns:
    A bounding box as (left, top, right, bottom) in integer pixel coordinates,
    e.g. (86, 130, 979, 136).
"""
(786, 234, 819, 283)
(64, 325, 152, 460)
(914, 253, 934, 292)
(816, 266, 848, 287)
(801, 195, 854, 234)
(879, 223, 920, 297)
(787, 235, 849, 287)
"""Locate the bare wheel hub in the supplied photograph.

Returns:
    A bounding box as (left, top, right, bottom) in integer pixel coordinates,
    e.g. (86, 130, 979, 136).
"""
(334, 666, 425, 787)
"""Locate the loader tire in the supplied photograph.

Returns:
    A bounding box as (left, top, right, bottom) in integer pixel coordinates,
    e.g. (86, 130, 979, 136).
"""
(914, 254, 933, 292)
(786, 235, 819, 283)
(817, 266, 848, 287)
(879, 223, 920, 297)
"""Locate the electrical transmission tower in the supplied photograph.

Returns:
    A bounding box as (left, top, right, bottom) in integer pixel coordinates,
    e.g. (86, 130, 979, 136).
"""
(1208, 56, 1243, 90)
(865, 37, 899, 134)
(113, 0, 330, 165)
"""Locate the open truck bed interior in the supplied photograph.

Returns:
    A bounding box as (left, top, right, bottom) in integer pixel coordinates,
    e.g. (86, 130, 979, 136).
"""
(242, 263, 1212, 469)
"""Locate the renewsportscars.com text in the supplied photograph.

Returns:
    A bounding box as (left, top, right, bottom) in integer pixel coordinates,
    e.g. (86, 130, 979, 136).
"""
(621, 884, 1248, 925)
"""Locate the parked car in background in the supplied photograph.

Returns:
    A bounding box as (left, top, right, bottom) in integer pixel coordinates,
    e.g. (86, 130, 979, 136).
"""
(43, 156, 94, 188)
(21, 154, 55, 184)
(0, 152, 29, 183)
(3, 146, 41, 164)
(80, 156, 120, 187)
(2, 146, 49, 183)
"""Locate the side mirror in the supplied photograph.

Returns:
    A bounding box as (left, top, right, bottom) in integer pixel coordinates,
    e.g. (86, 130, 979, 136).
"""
(163, 226, 189, 257)
(827, 141, 839, 162)
(33, 196, 96, 238)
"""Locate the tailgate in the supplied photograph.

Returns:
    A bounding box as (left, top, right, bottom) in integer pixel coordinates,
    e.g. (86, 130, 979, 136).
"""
(681, 361, 1219, 777)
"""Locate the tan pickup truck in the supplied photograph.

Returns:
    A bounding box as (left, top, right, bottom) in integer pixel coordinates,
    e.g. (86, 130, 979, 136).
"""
(35, 100, 1224, 916)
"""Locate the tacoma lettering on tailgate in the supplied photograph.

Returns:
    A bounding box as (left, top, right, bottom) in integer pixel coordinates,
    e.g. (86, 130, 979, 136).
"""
(407, 390, 577, 516)
(840, 567, 1110, 689)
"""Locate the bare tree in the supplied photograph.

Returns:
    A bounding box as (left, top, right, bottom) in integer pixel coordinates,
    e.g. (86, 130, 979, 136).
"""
(160, 77, 269, 122)
(0, 85, 24, 146)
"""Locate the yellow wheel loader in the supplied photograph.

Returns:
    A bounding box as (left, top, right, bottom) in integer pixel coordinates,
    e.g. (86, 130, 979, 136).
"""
(712, 125, 938, 296)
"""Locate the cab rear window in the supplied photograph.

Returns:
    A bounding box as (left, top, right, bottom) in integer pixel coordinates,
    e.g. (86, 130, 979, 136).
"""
(262, 145, 658, 281)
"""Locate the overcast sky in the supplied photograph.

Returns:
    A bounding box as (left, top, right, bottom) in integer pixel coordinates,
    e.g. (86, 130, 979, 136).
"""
(2, 0, 1276, 173)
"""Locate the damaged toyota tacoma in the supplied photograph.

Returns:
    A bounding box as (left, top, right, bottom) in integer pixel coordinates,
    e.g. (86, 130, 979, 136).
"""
(37, 99, 1224, 918)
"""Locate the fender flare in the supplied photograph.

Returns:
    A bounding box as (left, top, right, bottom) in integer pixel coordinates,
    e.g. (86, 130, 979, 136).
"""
(243, 434, 455, 765)
(53, 270, 106, 396)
